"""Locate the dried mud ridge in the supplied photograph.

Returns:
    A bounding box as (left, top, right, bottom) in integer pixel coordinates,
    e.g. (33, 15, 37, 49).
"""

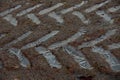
(0, 0, 120, 78)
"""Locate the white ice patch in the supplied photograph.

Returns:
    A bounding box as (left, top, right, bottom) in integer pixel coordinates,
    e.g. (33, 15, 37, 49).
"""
(78, 29, 117, 49)
(16, 3, 43, 17)
(96, 10, 114, 24)
(27, 13, 41, 24)
(3, 14, 18, 26)
(8, 48, 31, 68)
(48, 29, 86, 50)
(0, 5, 22, 17)
(60, 1, 88, 14)
(84, 0, 111, 13)
(108, 5, 120, 12)
(0, 34, 6, 39)
(48, 12, 64, 23)
(63, 45, 93, 70)
(5, 31, 32, 48)
(35, 46, 62, 69)
(72, 11, 90, 24)
(108, 42, 120, 50)
(92, 46, 120, 72)
(39, 3, 64, 15)
(21, 31, 59, 50)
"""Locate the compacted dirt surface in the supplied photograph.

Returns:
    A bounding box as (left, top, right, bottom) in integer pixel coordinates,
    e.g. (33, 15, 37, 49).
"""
(0, 0, 120, 80)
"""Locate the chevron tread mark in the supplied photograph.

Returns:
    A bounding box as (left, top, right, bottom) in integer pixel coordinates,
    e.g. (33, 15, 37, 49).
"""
(0, 0, 120, 76)
(0, 0, 119, 27)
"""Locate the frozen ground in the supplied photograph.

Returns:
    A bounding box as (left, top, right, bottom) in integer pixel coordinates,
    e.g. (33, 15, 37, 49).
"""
(0, 0, 120, 80)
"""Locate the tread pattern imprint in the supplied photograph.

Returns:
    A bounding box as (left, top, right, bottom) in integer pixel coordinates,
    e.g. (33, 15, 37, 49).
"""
(0, 0, 120, 80)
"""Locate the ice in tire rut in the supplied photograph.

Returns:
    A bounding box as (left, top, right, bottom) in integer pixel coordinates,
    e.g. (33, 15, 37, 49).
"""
(0, 0, 120, 80)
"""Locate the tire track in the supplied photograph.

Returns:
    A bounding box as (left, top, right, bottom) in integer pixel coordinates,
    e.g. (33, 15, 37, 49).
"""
(48, 1, 88, 24)
(48, 29, 86, 50)
(92, 46, 120, 72)
(78, 29, 117, 49)
(0, 0, 119, 73)
(96, 10, 114, 24)
(0, 28, 119, 72)
(27, 13, 41, 25)
(35, 46, 62, 69)
(84, 0, 111, 13)
(1, 31, 32, 50)
(8, 48, 31, 68)
(3, 14, 18, 26)
(39, 3, 65, 15)
(108, 5, 120, 13)
(108, 42, 120, 50)
(0, 4, 22, 17)
(72, 11, 90, 24)
(16, 3, 43, 17)
(0, 0, 119, 27)
(21, 30, 59, 50)
(63, 45, 93, 70)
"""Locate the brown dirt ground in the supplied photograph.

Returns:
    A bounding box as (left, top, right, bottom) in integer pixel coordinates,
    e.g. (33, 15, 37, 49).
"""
(0, 0, 120, 80)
